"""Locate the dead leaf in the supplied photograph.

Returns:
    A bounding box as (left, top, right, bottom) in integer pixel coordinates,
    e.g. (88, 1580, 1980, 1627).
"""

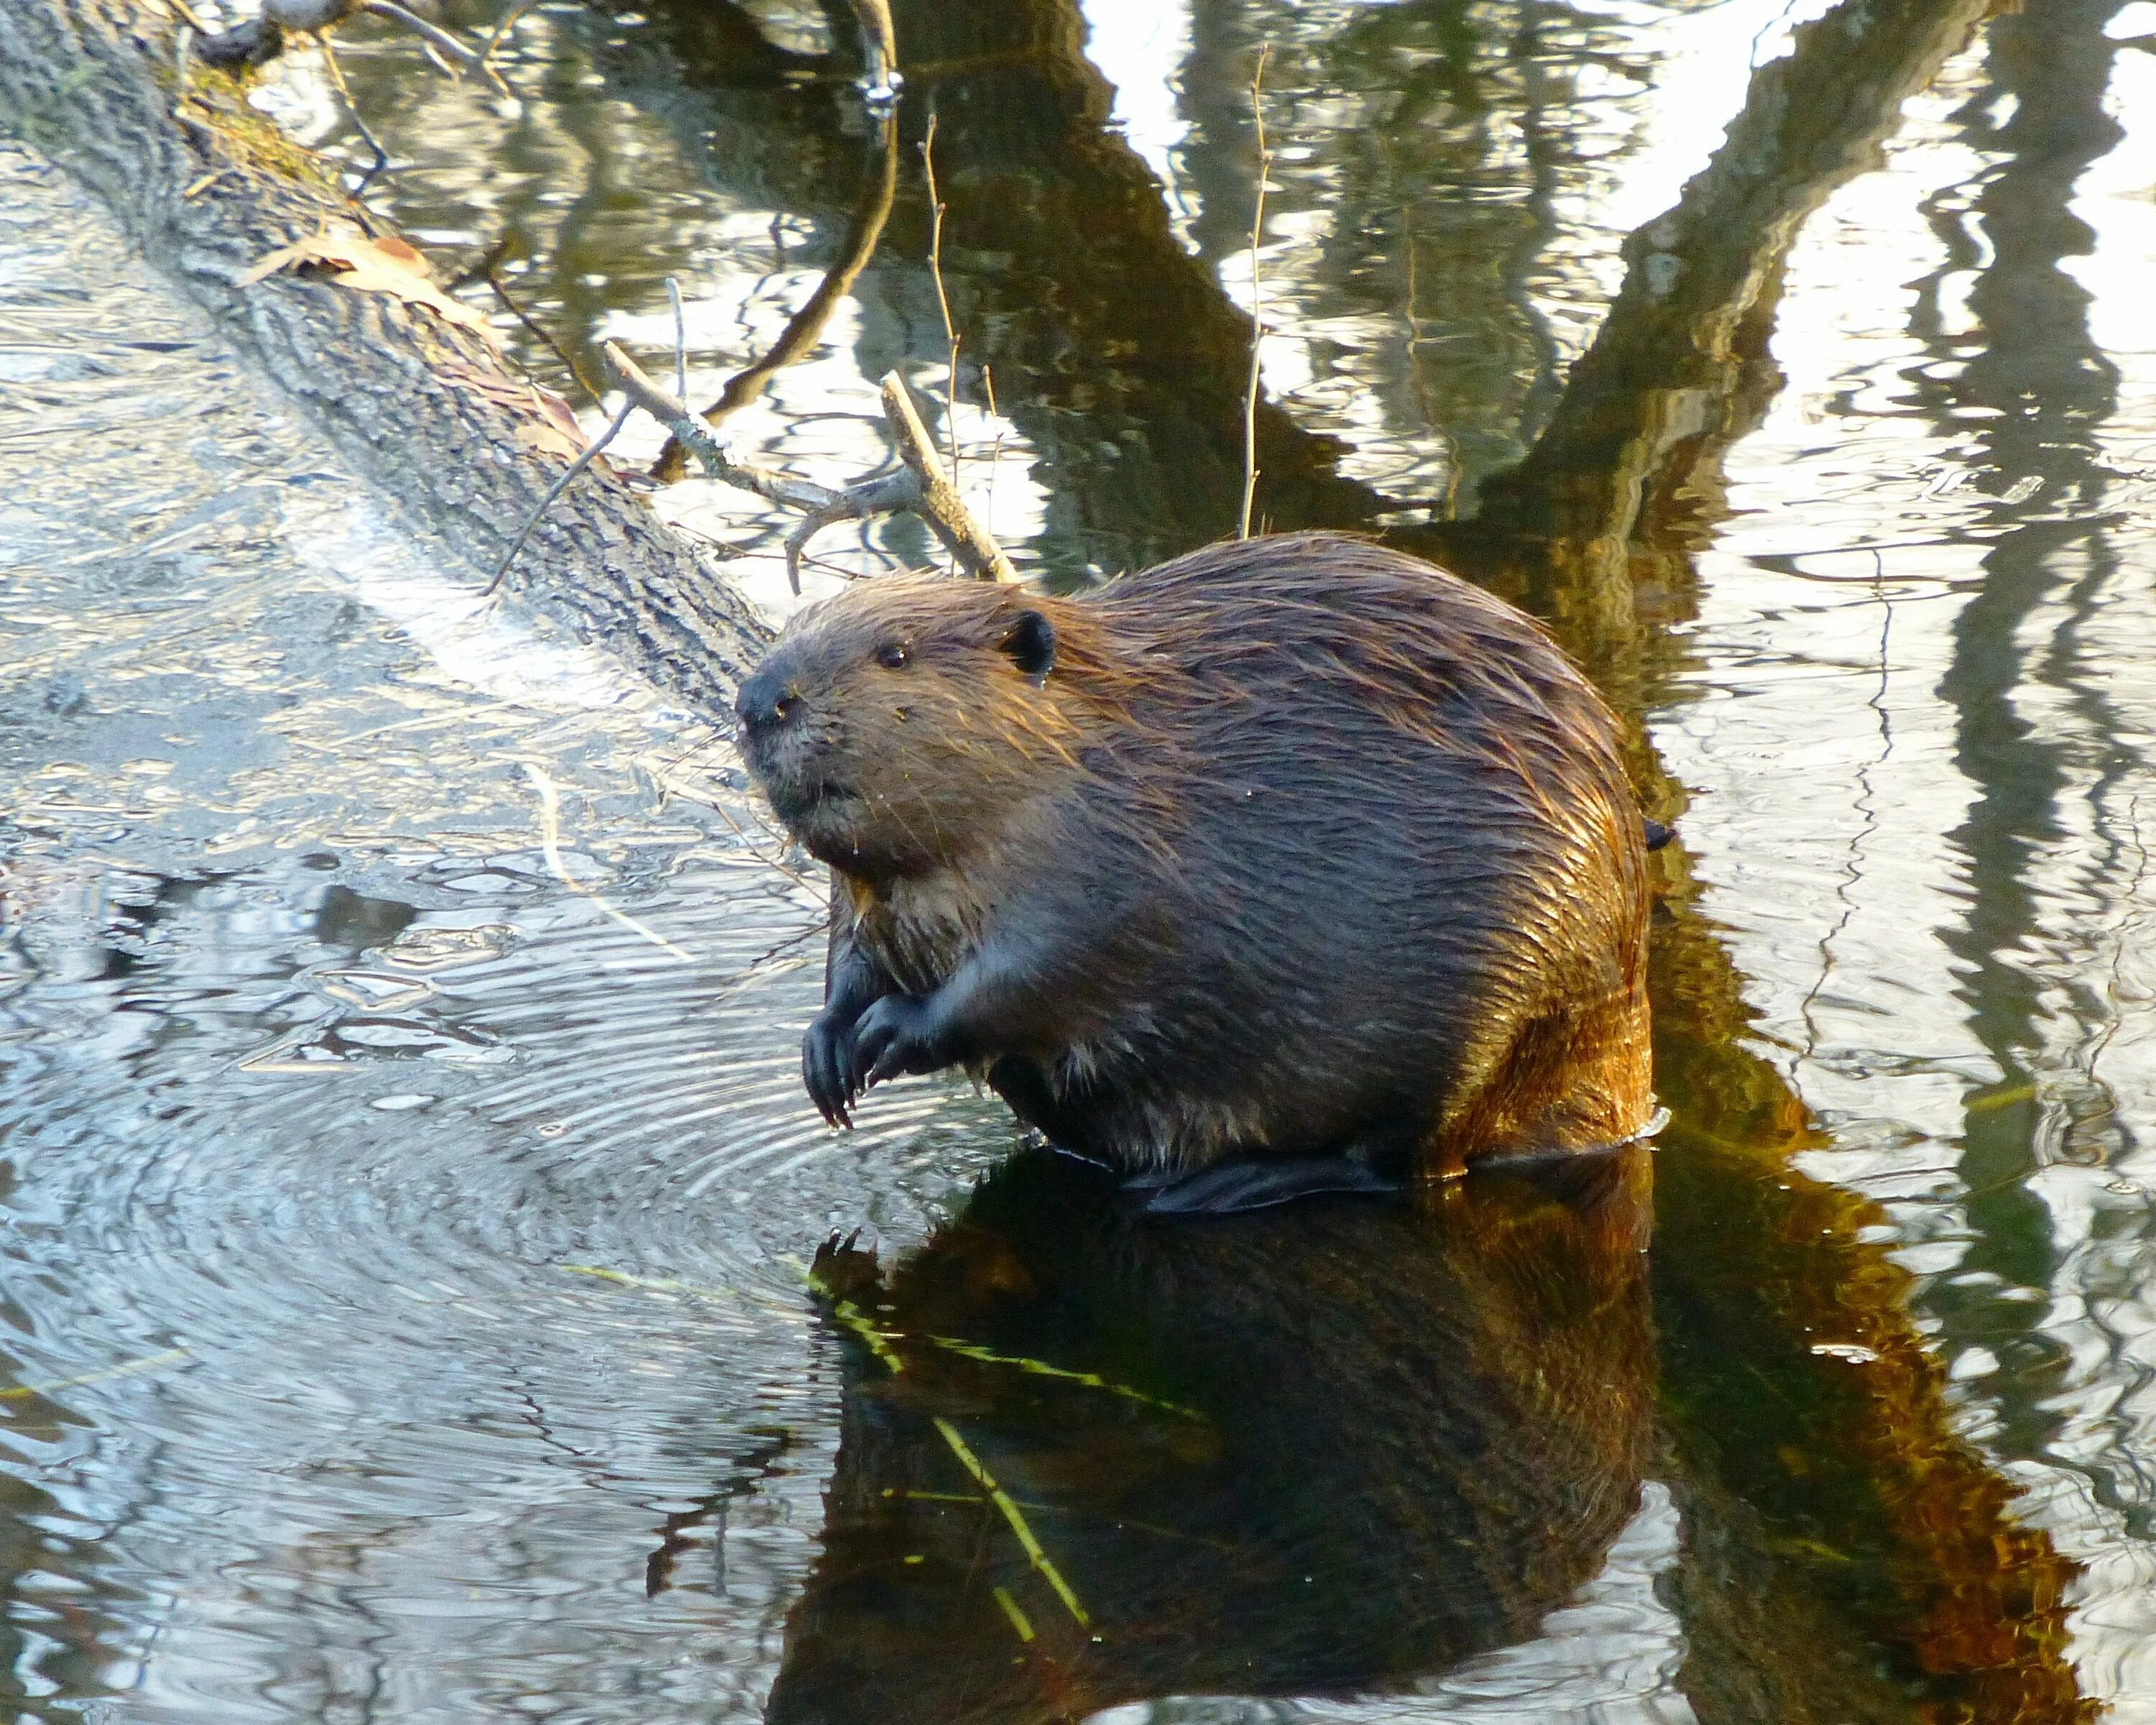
(515, 420, 586, 461)
(241, 229, 496, 338)
(435, 356, 596, 463)
(528, 382, 589, 451)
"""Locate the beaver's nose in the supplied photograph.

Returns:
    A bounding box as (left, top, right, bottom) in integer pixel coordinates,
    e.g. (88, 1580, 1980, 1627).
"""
(735, 668, 801, 734)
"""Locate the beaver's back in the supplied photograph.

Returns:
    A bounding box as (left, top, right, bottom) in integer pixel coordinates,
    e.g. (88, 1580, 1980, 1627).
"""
(981, 533, 1650, 1176)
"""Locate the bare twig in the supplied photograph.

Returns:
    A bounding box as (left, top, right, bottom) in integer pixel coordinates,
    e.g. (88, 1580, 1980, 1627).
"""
(666, 275, 688, 408)
(922, 114, 960, 508)
(608, 342, 914, 594)
(443, 233, 514, 291)
(363, 0, 514, 96)
(487, 392, 637, 594)
(196, 0, 510, 95)
(609, 344, 902, 515)
(1239, 43, 1271, 541)
(981, 363, 1005, 552)
(481, 0, 538, 64)
(485, 267, 604, 401)
(318, 34, 389, 190)
(649, 123, 898, 482)
(604, 342, 1014, 590)
(407, 32, 456, 78)
(780, 502, 881, 597)
(878, 370, 1016, 583)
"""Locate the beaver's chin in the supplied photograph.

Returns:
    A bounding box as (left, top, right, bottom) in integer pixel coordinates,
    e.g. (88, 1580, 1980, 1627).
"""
(764, 778, 875, 869)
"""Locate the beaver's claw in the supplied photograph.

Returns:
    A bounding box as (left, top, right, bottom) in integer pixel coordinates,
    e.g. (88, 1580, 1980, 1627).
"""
(850, 994, 943, 1089)
(803, 1008, 863, 1128)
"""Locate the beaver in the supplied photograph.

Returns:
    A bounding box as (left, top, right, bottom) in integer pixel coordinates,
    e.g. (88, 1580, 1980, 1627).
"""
(734, 530, 1655, 1211)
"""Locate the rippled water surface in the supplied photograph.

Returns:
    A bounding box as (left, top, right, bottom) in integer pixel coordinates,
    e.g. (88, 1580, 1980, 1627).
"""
(6, 0, 2156, 1719)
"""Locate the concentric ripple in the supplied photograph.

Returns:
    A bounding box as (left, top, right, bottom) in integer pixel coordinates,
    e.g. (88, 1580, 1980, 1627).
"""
(0, 139, 1016, 1724)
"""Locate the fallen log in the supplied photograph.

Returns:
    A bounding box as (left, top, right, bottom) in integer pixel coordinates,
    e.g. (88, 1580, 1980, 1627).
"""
(0, 0, 772, 712)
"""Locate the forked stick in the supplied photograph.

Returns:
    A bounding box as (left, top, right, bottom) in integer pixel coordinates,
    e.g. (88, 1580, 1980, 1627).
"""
(492, 343, 1015, 596)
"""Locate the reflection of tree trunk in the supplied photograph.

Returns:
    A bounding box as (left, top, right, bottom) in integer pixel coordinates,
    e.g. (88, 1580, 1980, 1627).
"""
(1461, 0, 1993, 655)
(1935, 0, 2123, 1108)
(1410, 0, 2091, 1712)
(1918, 0, 2124, 1433)
(1650, 911, 2094, 1724)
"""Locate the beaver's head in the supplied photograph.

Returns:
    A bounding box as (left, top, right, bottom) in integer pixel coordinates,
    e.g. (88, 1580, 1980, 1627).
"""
(735, 576, 1074, 880)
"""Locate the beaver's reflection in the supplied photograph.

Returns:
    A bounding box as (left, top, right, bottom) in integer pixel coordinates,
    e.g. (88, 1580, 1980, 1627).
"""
(766, 1145, 1654, 1724)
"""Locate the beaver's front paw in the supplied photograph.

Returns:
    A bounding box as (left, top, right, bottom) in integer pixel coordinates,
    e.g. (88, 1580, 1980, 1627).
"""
(803, 1009, 864, 1128)
(851, 995, 947, 1088)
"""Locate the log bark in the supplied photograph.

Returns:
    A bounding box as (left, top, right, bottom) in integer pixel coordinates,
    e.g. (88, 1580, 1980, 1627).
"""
(0, 0, 771, 714)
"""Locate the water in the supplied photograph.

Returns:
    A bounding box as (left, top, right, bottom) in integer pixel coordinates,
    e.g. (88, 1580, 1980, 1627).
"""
(4, 0, 2156, 1717)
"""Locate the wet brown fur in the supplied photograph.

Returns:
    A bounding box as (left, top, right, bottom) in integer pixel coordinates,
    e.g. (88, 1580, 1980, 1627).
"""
(738, 531, 1654, 1180)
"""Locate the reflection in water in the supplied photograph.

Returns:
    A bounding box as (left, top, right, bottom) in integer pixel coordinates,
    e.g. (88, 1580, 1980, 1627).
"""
(8, 0, 2156, 1716)
(770, 1149, 1653, 1723)
(648, 114, 900, 484)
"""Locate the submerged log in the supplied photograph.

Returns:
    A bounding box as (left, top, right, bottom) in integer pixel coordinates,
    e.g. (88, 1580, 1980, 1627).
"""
(0, 0, 772, 714)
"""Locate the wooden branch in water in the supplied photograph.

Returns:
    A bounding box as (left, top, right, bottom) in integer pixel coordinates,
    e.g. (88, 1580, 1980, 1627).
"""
(878, 371, 1017, 583)
(608, 345, 1013, 590)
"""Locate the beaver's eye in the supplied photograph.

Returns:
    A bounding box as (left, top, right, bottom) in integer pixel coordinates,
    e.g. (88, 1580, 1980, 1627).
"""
(875, 641, 911, 670)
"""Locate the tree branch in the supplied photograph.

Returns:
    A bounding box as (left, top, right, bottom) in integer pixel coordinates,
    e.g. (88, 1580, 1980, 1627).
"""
(605, 344, 1013, 592)
(877, 371, 1017, 583)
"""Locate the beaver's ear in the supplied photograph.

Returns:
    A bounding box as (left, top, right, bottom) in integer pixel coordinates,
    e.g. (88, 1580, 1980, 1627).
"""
(1000, 609, 1056, 683)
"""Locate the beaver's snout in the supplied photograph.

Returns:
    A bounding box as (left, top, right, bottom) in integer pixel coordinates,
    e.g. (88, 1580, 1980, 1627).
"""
(736, 662, 816, 799)
(735, 666, 802, 737)
(735, 663, 816, 821)
(735, 661, 865, 863)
